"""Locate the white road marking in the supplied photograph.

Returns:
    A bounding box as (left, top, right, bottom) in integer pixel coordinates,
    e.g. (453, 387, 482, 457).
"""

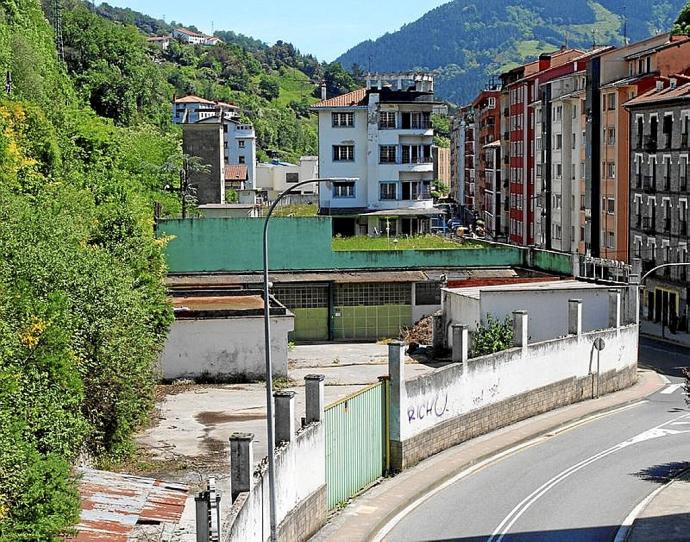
(372, 401, 646, 542)
(488, 412, 690, 542)
(660, 383, 684, 394)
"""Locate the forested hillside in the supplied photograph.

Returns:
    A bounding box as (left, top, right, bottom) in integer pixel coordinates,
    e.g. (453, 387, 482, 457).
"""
(337, 0, 687, 104)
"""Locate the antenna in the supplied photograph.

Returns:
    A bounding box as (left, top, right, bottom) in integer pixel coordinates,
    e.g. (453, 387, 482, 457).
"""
(591, 29, 596, 49)
(564, 30, 569, 48)
(622, 4, 628, 45)
(53, 0, 64, 63)
(368, 55, 373, 75)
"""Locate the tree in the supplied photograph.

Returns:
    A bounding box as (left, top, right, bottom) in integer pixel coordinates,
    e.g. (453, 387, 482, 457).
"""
(672, 1, 690, 35)
(258, 77, 281, 101)
(431, 179, 450, 200)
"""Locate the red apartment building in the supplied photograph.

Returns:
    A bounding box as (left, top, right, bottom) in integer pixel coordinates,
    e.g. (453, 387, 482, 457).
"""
(500, 49, 585, 245)
(472, 89, 501, 231)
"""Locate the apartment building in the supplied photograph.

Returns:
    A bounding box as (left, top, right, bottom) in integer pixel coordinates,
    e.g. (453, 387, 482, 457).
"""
(313, 73, 443, 237)
(463, 111, 477, 212)
(450, 115, 465, 205)
(482, 140, 502, 238)
(627, 77, 690, 331)
(173, 95, 257, 188)
(586, 34, 690, 261)
(472, 89, 501, 232)
(433, 146, 451, 188)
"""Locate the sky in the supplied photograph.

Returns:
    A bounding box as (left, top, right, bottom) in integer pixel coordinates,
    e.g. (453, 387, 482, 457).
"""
(103, 0, 450, 61)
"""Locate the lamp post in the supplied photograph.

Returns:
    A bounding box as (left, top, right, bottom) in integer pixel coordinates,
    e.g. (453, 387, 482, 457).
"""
(262, 177, 352, 542)
(637, 262, 690, 339)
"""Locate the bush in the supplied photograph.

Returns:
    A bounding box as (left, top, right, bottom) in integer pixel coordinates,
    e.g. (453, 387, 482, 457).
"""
(471, 315, 514, 357)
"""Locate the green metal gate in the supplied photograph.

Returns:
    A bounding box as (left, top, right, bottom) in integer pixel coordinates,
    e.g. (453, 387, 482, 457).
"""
(324, 380, 389, 509)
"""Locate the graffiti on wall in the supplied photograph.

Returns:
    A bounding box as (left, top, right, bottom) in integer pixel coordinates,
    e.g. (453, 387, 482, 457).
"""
(407, 392, 448, 423)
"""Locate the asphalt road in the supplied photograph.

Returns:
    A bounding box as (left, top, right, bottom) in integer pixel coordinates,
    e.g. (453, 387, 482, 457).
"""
(385, 337, 690, 542)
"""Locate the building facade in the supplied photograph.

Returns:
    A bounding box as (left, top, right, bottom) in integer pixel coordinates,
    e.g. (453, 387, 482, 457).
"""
(255, 156, 320, 202)
(313, 73, 442, 236)
(627, 78, 690, 332)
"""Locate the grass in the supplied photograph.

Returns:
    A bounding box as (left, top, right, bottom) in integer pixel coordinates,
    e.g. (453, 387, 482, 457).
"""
(332, 235, 483, 251)
(272, 203, 319, 217)
(273, 67, 320, 108)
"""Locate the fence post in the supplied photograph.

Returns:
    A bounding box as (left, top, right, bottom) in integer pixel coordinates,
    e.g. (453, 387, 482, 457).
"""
(451, 324, 469, 363)
(388, 341, 404, 443)
(568, 299, 583, 336)
(305, 374, 325, 424)
(195, 478, 221, 542)
(230, 433, 253, 502)
(512, 310, 528, 348)
(609, 289, 621, 329)
(432, 312, 445, 351)
(274, 391, 296, 444)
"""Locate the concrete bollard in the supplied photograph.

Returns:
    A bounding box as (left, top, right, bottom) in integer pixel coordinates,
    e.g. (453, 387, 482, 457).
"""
(304, 374, 325, 424)
(568, 299, 583, 336)
(229, 433, 253, 501)
(512, 310, 528, 348)
(451, 324, 469, 363)
(609, 289, 621, 329)
(274, 390, 296, 445)
(388, 341, 404, 442)
(432, 312, 445, 351)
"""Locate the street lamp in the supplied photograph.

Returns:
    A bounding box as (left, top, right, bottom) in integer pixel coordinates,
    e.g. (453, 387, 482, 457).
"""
(637, 262, 690, 338)
(262, 177, 353, 542)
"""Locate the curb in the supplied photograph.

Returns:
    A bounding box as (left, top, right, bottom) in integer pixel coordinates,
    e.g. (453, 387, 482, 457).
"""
(640, 332, 690, 350)
(365, 370, 665, 541)
(613, 467, 690, 542)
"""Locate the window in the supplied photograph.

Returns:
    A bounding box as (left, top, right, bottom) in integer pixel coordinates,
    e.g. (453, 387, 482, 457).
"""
(415, 282, 442, 305)
(607, 162, 616, 179)
(553, 225, 562, 240)
(286, 172, 299, 183)
(488, 97, 496, 109)
(553, 194, 562, 209)
(555, 163, 563, 178)
(333, 181, 355, 198)
(379, 145, 397, 164)
(607, 231, 615, 249)
(332, 145, 354, 161)
(238, 156, 246, 164)
(379, 182, 397, 200)
(607, 93, 616, 110)
(681, 157, 688, 189)
(607, 198, 615, 214)
(554, 134, 562, 149)
(663, 114, 673, 148)
(379, 111, 396, 129)
(238, 140, 246, 149)
(332, 112, 354, 127)
(607, 128, 616, 146)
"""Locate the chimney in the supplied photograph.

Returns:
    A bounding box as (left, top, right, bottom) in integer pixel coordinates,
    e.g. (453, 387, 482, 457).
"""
(320, 82, 327, 101)
(656, 80, 665, 91)
(670, 78, 678, 89)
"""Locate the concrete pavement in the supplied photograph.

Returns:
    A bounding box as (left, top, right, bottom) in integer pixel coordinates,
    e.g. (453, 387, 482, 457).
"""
(640, 320, 690, 349)
(311, 369, 665, 542)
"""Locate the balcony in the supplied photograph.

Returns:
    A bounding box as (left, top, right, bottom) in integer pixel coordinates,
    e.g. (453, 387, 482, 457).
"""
(643, 176, 656, 193)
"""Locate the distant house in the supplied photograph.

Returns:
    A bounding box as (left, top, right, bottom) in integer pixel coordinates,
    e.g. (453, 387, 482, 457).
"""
(173, 95, 239, 124)
(146, 35, 171, 50)
(255, 156, 319, 202)
(172, 27, 223, 46)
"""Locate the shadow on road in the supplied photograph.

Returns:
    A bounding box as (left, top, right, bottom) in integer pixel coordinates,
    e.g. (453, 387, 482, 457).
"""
(416, 513, 689, 541)
(633, 461, 690, 484)
(639, 337, 690, 379)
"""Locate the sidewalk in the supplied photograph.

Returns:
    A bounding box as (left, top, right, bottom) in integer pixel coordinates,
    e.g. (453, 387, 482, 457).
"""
(627, 469, 690, 542)
(640, 320, 690, 348)
(311, 370, 664, 542)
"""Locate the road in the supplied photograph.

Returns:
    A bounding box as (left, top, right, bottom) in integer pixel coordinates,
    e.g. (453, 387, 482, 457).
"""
(385, 337, 690, 542)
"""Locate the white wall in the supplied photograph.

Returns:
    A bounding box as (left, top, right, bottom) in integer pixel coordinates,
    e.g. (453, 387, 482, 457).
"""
(444, 285, 632, 343)
(160, 315, 294, 380)
(224, 423, 326, 541)
(401, 324, 638, 440)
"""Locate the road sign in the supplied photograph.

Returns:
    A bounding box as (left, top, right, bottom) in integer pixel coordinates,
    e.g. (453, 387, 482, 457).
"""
(594, 338, 606, 351)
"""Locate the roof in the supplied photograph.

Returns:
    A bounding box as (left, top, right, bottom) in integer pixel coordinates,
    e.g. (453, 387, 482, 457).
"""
(69, 468, 188, 542)
(173, 295, 265, 311)
(624, 35, 690, 60)
(225, 164, 248, 180)
(311, 88, 368, 109)
(483, 140, 501, 149)
(147, 36, 170, 41)
(174, 27, 205, 37)
(625, 77, 690, 108)
(174, 95, 215, 105)
(362, 208, 446, 217)
(445, 279, 621, 299)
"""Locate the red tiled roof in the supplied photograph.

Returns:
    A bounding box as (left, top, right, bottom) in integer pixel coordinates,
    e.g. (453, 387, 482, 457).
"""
(174, 95, 215, 105)
(174, 27, 205, 37)
(225, 164, 248, 180)
(311, 88, 367, 108)
(626, 76, 690, 107)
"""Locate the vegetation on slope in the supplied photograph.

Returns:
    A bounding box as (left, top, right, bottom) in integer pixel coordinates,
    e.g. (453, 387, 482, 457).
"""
(337, 0, 687, 104)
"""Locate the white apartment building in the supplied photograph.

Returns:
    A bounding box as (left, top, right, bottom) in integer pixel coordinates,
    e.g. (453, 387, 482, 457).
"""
(173, 95, 257, 188)
(312, 73, 441, 237)
(256, 156, 319, 201)
(172, 27, 221, 46)
(535, 72, 588, 254)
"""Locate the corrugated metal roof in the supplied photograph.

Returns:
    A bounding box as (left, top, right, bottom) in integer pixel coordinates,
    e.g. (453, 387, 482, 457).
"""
(68, 469, 188, 542)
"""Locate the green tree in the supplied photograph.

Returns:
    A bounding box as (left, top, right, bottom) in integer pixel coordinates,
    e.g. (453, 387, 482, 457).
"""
(673, 1, 690, 34)
(471, 315, 515, 357)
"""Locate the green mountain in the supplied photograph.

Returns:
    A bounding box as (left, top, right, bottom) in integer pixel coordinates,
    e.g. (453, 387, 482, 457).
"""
(336, 0, 687, 104)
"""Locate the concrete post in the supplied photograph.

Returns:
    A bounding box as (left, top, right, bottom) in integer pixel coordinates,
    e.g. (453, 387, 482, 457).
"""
(572, 253, 581, 278)
(609, 289, 621, 329)
(451, 324, 469, 363)
(274, 391, 296, 445)
(195, 478, 221, 542)
(512, 310, 528, 348)
(568, 299, 583, 336)
(304, 374, 325, 424)
(388, 341, 404, 442)
(230, 433, 253, 501)
(432, 312, 445, 351)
